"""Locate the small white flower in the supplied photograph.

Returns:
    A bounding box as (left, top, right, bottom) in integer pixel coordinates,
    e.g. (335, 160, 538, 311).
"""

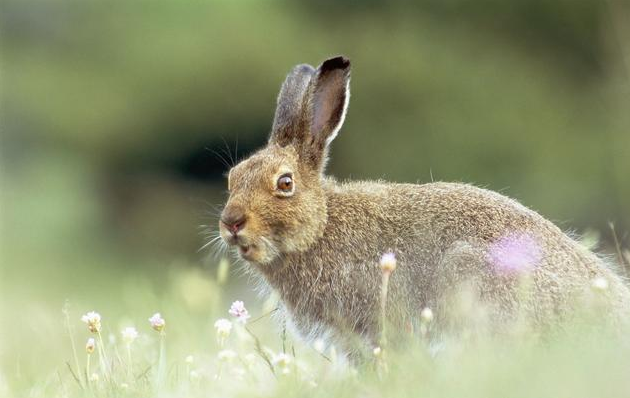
(420, 307, 434, 324)
(148, 313, 166, 332)
(217, 349, 238, 362)
(81, 311, 102, 333)
(185, 355, 194, 364)
(272, 352, 292, 373)
(228, 301, 251, 324)
(313, 339, 325, 353)
(121, 327, 138, 345)
(214, 318, 232, 340)
(89, 373, 99, 382)
(380, 252, 397, 274)
(85, 338, 96, 354)
(592, 277, 609, 292)
(190, 370, 200, 381)
(373, 346, 382, 357)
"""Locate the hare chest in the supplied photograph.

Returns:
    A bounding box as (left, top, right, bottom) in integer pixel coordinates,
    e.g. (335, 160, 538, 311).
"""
(265, 252, 387, 350)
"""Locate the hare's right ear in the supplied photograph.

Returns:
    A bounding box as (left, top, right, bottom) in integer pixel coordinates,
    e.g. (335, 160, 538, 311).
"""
(269, 57, 351, 172)
(269, 64, 315, 147)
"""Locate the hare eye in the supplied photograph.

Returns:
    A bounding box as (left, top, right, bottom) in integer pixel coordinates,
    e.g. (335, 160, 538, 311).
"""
(277, 174, 293, 192)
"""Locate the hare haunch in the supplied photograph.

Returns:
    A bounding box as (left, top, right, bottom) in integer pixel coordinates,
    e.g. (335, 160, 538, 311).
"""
(218, 56, 630, 356)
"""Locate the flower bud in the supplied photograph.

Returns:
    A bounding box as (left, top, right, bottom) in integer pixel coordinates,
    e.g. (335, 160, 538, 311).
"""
(121, 327, 138, 345)
(228, 301, 251, 324)
(591, 277, 609, 292)
(420, 307, 434, 324)
(85, 338, 96, 354)
(81, 311, 102, 334)
(214, 319, 232, 340)
(148, 313, 166, 333)
(380, 252, 397, 274)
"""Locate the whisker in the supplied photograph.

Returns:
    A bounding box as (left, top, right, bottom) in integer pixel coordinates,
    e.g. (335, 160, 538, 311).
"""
(220, 136, 235, 168)
(206, 146, 232, 171)
(198, 235, 224, 253)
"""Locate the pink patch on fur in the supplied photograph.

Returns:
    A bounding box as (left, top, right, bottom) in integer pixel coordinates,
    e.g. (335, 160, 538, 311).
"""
(487, 233, 541, 275)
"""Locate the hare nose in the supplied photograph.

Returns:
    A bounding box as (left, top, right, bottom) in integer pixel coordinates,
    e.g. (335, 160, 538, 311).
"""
(221, 208, 246, 235)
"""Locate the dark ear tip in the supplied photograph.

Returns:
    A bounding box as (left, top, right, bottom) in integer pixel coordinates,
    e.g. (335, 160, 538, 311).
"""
(320, 56, 351, 72)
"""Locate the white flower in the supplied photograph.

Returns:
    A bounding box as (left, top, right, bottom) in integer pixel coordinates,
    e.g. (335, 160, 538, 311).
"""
(148, 313, 166, 332)
(189, 370, 200, 381)
(592, 277, 609, 292)
(85, 338, 96, 354)
(228, 301, 251, 324)
(420, 307, 434, 324)
(313, 339, 325, 353)
(121, 327, 138, 345)
(217, 349, 238, 362)
(373, 346, 382, 357)
(380, 252, 397, 274)
(185, 355, 194, 364)
(272, 352, 292, 374)
(81, 311, 102, 333)
(214, 318, 232, 340)
(89, 373, 99, 382)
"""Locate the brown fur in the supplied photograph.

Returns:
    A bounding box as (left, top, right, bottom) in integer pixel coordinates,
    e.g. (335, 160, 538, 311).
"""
(218, 56, 630, 357)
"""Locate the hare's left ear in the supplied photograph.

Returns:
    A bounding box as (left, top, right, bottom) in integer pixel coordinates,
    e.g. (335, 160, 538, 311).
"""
(302, 56, 351, 170)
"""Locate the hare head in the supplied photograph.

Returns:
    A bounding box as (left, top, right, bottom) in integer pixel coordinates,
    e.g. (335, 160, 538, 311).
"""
(219, 56, 351, 265)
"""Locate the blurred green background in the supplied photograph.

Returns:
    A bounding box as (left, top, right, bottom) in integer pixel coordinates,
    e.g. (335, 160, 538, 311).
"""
(1, 0, 629, 391)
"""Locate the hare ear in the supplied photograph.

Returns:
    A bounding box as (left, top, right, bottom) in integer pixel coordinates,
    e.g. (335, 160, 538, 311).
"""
(303, 56, 351, 169)
(269, 64, 315, 147)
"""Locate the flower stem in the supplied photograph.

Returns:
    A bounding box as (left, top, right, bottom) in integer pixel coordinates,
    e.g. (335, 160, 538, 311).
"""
(126, 344, 133, 382)
(86, 354, 91, 388)
(96, 331, 110, 381)
(378, 271, 391, 375)
(63, 305, 83, 388)
(157, 333, 166, 389)
(380, 271, 390, 349)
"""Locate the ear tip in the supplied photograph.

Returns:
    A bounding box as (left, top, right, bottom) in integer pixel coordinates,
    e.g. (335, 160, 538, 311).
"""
(292, 63, 316, 75)
(320, 56, 351, 72)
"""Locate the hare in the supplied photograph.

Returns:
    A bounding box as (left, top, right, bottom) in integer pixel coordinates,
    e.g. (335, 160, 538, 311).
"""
(218, 56, 630, 358)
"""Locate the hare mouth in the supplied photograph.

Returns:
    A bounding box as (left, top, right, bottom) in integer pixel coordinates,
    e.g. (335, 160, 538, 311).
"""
(238, 244, 254, 258)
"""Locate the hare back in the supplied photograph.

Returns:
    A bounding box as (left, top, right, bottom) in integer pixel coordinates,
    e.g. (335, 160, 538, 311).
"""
(263, 180, 630, 352)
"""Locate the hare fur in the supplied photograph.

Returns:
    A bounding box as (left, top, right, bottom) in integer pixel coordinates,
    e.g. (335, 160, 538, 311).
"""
(218, 56, 630, 357)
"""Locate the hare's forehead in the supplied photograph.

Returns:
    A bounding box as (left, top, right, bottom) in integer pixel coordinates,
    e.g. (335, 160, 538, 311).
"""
(230, 150, 297, 182)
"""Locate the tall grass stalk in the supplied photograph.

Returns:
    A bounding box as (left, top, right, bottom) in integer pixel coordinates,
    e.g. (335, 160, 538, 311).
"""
(379, 271, 391, 351)
(155, 333, 167, 390)
(96, 331, 111, 382)
(126, 344, 133, 381)
(62, 304, 83, 388)
(85, 353, 91, 388)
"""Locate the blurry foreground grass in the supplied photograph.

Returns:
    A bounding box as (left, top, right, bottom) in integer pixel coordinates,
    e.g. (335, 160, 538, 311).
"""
(2, 255, 630, 398)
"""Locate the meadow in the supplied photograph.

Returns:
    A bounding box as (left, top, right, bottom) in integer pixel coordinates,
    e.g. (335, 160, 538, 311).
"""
(2, 1, 630, 397)
(3, 238, 630, 398)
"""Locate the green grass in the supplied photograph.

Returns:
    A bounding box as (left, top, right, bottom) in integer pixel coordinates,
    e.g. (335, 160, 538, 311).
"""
(2, 256, 630, 398)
